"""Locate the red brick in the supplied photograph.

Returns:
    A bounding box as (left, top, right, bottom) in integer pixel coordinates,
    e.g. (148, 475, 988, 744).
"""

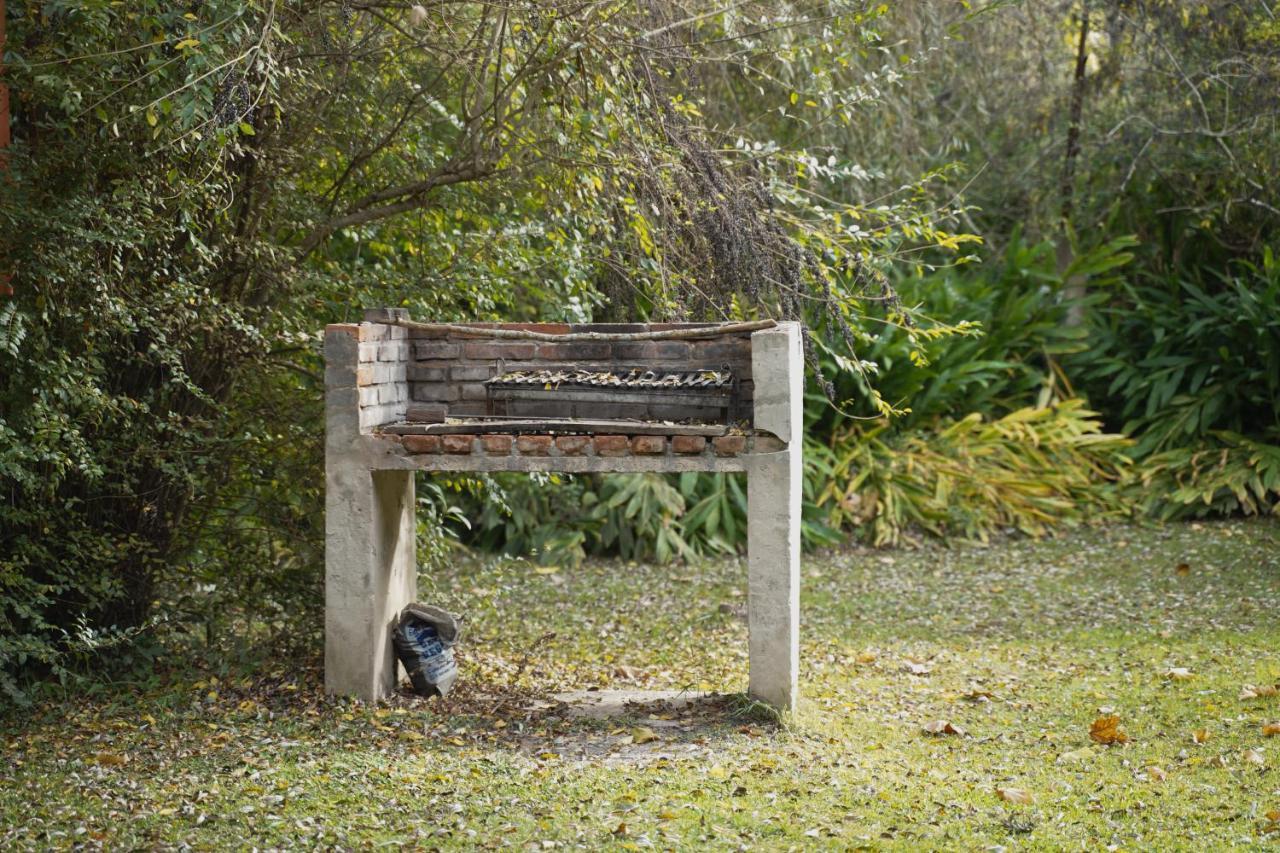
(462, 342, 536, 360)
(631, 435, 666, 455)
(480, 435, 512, 454)
(473, 322, 572, 335)
(555, 436, 591, 456)
(593, 435, 629, 457)
(516, 435, 553, 455)
(402, 435, 441, 454)
(712, 435, 747, 457)
(751, 435, 786, 453)
(442, 435, 474, 454)
(672, 435, 707, 455)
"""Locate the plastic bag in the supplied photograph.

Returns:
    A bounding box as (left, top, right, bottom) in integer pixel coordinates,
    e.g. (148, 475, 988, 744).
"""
(392, 603, 461, 698)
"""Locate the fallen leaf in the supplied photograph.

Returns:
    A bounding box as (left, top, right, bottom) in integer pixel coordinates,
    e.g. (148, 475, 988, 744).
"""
(922, 720, 966, 736)
(1057, 746, 1095, 765)
(1266, 810, 1280, 823)
(1146, 765, 1167, 781)
(902, 662, 933, 676)
(612, 822, 627, 836)
(996, 787, 1034, 804)
(1192, 728, 1211, 744)
(1263, 722, 1280, 737)
(92, 752, 127, 767)
(1242, 684, 1280, 700)
(631, 726, 658, 744)
(1089, 716, 1129, 745)
(1243, 749, 1265, 766)
(856, 651, 878, 664)
(1175, 562, 1191, 575)
(1163, 667, 1193, 681)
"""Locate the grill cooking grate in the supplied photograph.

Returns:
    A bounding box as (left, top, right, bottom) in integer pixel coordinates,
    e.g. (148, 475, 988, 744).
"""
(487, 368, 733, 390)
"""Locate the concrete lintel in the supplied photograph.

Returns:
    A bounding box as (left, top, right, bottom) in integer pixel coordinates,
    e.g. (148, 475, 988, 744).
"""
(357, 438, 752, 474)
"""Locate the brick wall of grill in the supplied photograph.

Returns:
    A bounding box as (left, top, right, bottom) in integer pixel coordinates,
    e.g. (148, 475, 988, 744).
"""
(406, 323, 755, 424)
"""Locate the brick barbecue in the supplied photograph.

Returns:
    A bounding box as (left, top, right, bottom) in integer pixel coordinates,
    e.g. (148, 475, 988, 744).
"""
(325, 309, 804, 712)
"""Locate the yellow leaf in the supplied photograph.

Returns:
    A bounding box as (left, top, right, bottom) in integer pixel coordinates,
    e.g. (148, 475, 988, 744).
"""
(1263, 722, 1280, 737)
(789, 92, 798, 105)
(1146, 765, 1168, 781)
(996, 787, 1033, 805)
(534, 566, 559, 575)
(631, 726, 658, 744)
(93, 752, 127, 767)
(174, 38, 201, 50)
(1192, 728, 1210, 744)
(1089, 715, 1129, 745)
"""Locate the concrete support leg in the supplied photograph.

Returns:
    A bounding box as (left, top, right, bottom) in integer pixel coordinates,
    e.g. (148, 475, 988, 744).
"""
(324, 464, 417, 701)
(746, 321, 804, 712)
(747, 447, 802, 711)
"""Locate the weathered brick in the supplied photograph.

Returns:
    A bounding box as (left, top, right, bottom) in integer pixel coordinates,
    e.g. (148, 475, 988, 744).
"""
(459, 383, 489, 401)
(411, 383, 461, 403)
(377, 384, 404, 404)
(414, 341, 460, 360)
(407, 363, 447, 382)
(377, 341, 409, 362)
(593, 435, 629, 457)
(631, 435, 666, 455)
(751, 435, 786, 453)
(535, 342, 612, 361)
(672, 435, 707, 455)
(712, 435, 747, 456)
(480, 434, 513, 454)
(451, 365, 494, 381)
(555, 436, 590, 456)
(358, 343, 379, 363)
(698, 339, 752, 361)
(462, 342, 536, 360)
(358, 386, 380, 407)
(516, 435, 554, 455)
(402, 435, 441, 454)
(442, 435, 474, 454)
(357, 324, 389, 343)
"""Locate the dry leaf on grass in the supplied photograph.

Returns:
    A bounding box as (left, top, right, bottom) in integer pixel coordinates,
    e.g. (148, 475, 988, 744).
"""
(1240, 684, 1279, 700)
(92, 752, 127, 767)
(1146, 765, 1168, 781)
(922, 720, 966, 736)
(1266, 810, 1280, 823)
(1163, 667, 1193, 681)
(1192, 728, 1211, 744)
(1089, 715, 1129, 745)
(996, 787, 1034, 804)
(1243, 749, 1265, 766)
(1175, 562, 1191, 575)
(902, 661, 933, 676)
(630, 726, 658, 745)
(1263, 722, 1280, 737)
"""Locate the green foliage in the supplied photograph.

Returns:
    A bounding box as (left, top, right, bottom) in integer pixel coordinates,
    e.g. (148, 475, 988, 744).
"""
(1077, 252, 1280, 457)
(810, 401, 1134, 548)
(1138, 433, 1280, 519)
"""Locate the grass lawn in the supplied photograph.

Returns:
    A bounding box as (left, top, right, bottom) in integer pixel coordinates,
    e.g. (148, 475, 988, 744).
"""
(4, 519, 1280, 849)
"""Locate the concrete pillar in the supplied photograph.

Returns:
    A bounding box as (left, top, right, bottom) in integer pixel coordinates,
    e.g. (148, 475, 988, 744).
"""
(747, 323, 803, 711)
(324, 324, 417, 701)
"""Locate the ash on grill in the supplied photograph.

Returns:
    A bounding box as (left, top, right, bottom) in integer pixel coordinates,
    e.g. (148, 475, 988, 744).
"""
(487, 367, 740, 424)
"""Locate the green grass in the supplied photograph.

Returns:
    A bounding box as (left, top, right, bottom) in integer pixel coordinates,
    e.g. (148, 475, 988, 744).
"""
(4, 519, 1280, 849)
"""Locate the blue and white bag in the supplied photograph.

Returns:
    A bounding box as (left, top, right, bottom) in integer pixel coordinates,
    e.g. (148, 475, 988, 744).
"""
(393, 603, 461, 698)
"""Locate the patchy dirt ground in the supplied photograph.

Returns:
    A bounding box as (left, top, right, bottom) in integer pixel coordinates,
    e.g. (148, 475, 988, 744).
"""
(3, 519, 1279, 849)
